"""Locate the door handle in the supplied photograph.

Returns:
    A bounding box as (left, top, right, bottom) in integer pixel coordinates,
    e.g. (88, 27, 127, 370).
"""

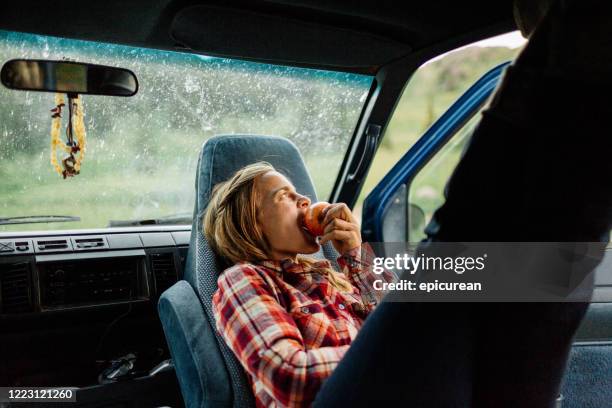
(347, 124, 381, 182)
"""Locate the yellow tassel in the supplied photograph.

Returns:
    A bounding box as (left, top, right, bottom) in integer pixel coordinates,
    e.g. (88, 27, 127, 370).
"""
(73, 95, 87, 171)
(50, 93, 65, 176)
(49, 93, 88, 176)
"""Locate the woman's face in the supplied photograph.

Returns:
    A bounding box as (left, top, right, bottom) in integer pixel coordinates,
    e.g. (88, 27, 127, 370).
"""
(255, 170, 319, 260)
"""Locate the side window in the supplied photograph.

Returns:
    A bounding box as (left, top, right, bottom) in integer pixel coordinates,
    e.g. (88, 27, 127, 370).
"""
(408, 114, 480, 241)
(355, 32, 525, 225)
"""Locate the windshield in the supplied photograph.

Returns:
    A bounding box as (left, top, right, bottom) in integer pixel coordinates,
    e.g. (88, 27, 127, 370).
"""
(0, 30, 372, 232)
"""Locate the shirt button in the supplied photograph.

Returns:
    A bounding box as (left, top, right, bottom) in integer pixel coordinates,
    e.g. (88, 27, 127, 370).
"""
(301, 306, 310, 314)
(338, 303, 345, 310)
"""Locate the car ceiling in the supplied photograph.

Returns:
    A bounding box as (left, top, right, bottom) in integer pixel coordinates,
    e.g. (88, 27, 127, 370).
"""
(0, 0, 515, 73)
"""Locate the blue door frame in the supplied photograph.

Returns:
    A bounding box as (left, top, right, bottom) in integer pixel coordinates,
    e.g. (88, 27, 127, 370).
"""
(361, 62, 511, 243)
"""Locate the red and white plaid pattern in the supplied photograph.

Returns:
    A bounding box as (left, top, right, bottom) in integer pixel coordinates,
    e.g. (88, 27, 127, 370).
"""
(212, 245, 396, 407)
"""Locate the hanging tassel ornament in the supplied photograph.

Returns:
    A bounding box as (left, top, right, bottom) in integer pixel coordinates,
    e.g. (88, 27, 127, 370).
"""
(49, 93, 87, 178)
(50, 93, 67, 175)
(72, 96, 87, 172)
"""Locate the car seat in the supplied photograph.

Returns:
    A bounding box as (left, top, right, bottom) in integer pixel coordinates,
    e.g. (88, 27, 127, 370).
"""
(158, 134, 339, 408)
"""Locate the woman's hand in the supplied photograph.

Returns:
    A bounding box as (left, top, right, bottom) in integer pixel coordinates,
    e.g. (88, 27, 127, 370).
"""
(319, 203, 362, 255)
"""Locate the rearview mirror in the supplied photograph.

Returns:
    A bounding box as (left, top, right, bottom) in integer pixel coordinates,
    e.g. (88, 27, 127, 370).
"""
(1, 59, 138, 96)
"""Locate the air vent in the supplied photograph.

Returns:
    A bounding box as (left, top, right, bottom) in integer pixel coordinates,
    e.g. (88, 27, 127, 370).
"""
(14, 241, 31, 252)
(71, 236, 108, 250)
(150, 252, 178, 295)
(34, 238, 72, 252)
(1, 261, 33, 313)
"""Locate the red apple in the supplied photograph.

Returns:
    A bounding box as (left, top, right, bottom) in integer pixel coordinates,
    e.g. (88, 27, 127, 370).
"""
(303, 201, 330, 237)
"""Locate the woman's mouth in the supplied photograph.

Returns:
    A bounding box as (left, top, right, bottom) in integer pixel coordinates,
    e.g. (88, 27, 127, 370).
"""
(301, 225, 318, 245)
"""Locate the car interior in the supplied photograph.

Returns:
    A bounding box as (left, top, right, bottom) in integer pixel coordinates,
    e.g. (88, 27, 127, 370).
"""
(0, 1, 610, 407)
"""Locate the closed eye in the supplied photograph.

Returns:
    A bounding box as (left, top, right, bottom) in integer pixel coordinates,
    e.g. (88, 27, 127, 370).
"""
(274, 188, 290, 200)
(274, 186, 297, 200)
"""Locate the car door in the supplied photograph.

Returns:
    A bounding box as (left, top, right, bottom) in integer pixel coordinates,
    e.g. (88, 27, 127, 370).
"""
(360, 63, 612, 407)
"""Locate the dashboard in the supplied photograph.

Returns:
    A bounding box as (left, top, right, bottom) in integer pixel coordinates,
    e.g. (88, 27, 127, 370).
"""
(0, 226, 189, 315)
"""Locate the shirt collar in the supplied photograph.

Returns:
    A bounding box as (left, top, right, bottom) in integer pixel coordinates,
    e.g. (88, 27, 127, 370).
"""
(257, 257, 332, 277)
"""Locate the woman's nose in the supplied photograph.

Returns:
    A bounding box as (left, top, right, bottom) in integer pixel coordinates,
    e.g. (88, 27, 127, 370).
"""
(297, 195, 311, 209)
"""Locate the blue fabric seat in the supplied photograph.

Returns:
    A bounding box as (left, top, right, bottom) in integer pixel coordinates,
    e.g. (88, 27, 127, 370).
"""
(158, 134, 339, 408)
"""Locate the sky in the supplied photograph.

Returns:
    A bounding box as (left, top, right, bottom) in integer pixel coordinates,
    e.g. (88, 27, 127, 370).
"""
(426, 31, 527, 65)
(475, 31, 527, 49)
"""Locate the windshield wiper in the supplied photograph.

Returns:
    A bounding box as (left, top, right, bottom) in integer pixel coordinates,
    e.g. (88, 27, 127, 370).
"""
(0, 215, 81, 225)
(107, 213, 192, 227)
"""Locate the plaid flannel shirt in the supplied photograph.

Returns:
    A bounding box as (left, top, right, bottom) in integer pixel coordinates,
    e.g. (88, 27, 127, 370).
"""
(212, 244, 397, 407)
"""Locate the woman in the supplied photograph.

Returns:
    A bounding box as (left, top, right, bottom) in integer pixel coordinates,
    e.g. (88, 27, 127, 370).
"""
(204, 161, 395, 407)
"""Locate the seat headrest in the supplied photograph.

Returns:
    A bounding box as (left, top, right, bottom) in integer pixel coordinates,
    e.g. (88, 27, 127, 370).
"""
(194, 134, 319, 218)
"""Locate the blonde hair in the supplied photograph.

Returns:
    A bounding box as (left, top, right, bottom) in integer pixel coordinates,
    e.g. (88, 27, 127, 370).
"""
(203, 161, 353, 292)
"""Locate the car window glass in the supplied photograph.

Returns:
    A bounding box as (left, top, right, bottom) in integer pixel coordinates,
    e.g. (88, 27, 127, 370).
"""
(355, 32, 526, 223)
(408, 113, 480, 241)
(0, 30, 372, 231)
